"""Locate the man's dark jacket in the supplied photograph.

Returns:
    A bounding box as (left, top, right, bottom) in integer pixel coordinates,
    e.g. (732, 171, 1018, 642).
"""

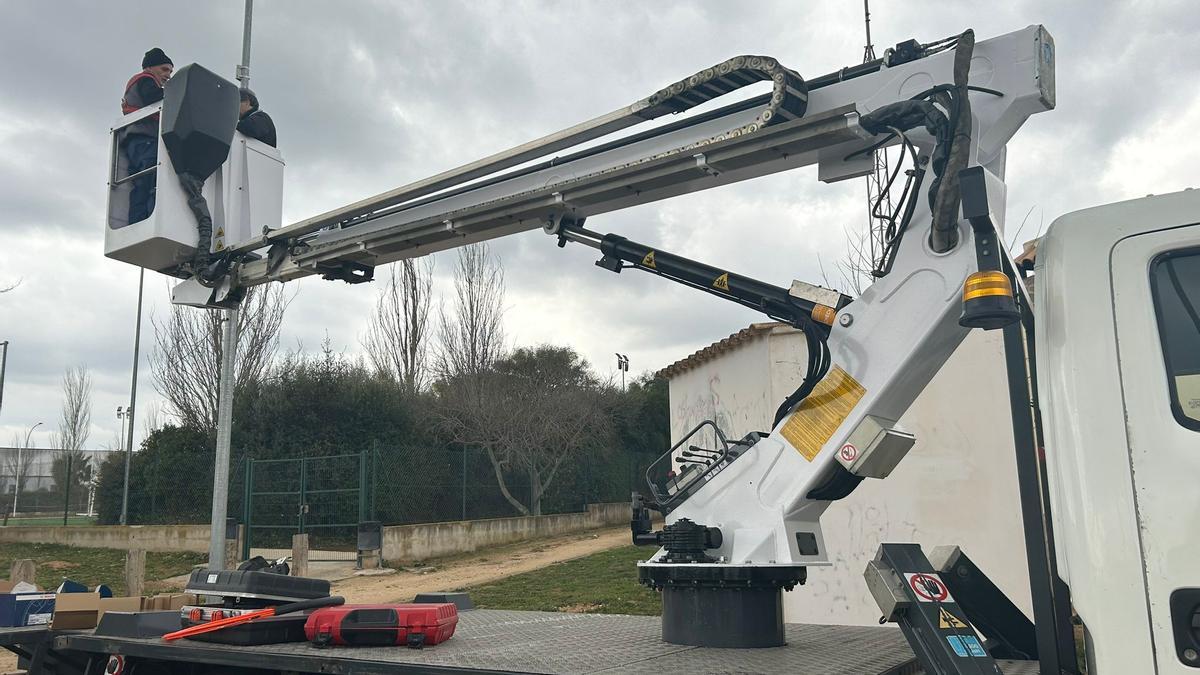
(238, 108, 277, 147)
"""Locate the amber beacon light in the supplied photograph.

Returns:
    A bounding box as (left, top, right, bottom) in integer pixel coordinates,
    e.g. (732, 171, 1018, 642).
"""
(959, 270, 1020, 329)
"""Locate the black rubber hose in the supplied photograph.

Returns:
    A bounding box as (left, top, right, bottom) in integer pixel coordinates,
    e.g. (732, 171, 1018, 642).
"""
(930, 29, 975, 252)
(177, 172, 214, 265)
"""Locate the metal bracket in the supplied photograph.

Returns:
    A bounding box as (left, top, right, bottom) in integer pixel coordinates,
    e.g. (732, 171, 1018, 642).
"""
(693, 153, 720, 177)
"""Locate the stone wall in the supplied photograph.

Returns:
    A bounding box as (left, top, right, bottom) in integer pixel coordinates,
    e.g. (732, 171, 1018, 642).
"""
(0, 502, 630, 561)
(381, 502, 628, 562)
(0, 524, 211, 553)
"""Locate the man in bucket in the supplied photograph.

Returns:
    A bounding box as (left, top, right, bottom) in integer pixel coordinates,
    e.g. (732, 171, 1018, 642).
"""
(120, 47, 173, 223)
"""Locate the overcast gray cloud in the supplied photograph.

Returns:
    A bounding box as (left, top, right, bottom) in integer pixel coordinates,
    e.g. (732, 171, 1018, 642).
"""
(1, 0, 1197, 450)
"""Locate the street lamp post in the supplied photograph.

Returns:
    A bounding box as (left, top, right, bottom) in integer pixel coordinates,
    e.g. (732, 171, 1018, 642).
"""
(117, 405, 131, 524)
(207, 0, 253, 572)
(0, 340, 9, 421)
(12, 421, 42, 517)
(615, 353, 630, 392)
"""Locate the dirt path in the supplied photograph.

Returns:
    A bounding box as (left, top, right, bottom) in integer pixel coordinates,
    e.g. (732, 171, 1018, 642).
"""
(333, 525, 629, 604)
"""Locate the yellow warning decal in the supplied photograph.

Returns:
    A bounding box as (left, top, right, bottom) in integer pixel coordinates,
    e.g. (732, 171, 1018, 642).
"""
(938, 608, 969, 630)
(216, 227, 225, 237)
(641, 250, 657, 268)
(780, 365, 865, 461)
(713, 272, 730, 292)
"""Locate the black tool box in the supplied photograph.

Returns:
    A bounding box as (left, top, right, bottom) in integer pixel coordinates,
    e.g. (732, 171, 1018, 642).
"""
(184, 569, 329, 602)
(178, 612, 310, 645)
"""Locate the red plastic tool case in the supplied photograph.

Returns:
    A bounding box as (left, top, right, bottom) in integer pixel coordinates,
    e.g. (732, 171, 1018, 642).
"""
(303, 603, 458, 647)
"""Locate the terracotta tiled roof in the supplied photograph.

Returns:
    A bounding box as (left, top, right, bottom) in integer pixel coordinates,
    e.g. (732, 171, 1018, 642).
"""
(657, 322, 793, 379)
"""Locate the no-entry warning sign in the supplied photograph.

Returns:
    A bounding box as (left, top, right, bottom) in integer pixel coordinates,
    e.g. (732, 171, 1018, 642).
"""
(904, 572, 953, 603)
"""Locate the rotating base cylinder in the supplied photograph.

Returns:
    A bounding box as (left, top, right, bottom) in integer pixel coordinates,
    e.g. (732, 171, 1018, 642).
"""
(640, 563, 806, 649)
(661, 584, 785, 648)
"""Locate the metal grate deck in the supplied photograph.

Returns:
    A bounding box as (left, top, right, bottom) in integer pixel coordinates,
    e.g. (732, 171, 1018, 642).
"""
(61, 609, 919, 674)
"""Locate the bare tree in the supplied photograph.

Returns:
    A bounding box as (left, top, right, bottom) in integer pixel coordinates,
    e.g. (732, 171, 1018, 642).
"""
(50, 365, 93, 452)
(140, 401, 163, 440)
(820, 225, 874, 297)
(151, 285, 293, 433)
(49, 365, 94, 504)
(363, 258, 434, 394)
(436, 244, 506, 381)
(437, 346, 615, 515)
(3, 432, 37, 508)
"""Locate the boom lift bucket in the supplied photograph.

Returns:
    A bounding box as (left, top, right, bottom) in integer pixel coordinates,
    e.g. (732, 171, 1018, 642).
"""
(104, 64, 286, 276)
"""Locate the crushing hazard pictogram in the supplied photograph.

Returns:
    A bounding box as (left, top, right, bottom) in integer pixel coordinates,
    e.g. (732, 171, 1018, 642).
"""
(713, 272, 730, 291)
(904, 572, 953, 603)
(641, 250, 656, 268)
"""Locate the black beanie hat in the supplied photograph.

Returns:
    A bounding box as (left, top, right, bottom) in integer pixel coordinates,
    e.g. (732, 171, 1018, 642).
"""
(142, 48, 173, 69)
(239, 88, 260, 109)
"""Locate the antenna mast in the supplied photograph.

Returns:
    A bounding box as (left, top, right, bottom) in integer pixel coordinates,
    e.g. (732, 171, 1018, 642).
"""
(861, 0, 893, 279)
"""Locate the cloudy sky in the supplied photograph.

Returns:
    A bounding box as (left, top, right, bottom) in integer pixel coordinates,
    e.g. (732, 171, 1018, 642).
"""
(0, 0, 1197, 451)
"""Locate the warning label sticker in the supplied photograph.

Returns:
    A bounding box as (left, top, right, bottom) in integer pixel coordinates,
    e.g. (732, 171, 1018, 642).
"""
(779, 365, 866, 462)
(946, 634, 987, 657)
(838, 444, 858, 463)
(641, 250, 657, 269)
(938, 608, 969, 629)
(904, 572, 953, 603)
(712, 272, 730, 291)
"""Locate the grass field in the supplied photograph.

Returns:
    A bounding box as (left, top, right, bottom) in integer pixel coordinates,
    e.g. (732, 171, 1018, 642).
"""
(0, 543, 205, 595)
(464, 545, 661, 616)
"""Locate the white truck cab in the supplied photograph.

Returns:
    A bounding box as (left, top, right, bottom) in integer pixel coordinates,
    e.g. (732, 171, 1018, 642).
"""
(1038, 187, 1200, 673)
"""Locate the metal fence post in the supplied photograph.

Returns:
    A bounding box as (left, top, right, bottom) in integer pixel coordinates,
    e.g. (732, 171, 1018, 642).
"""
(62, 451, 73, 526)
(461, 448, 467, 521)
(241, 457, 253, 561)
(358, 450, 368, 523)
(298, 457, 307, 535)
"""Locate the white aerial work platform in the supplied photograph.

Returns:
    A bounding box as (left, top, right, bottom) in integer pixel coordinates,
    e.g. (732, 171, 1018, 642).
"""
(15, 19, 1189, 675)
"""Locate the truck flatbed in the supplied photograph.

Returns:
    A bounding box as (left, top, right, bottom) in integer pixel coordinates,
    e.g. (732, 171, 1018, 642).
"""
(0, 609, 1042, 674)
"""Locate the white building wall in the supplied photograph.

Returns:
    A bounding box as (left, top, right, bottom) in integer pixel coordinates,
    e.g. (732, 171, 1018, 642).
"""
(665, 328, 1033, 626)
(668, 334, 774, 446)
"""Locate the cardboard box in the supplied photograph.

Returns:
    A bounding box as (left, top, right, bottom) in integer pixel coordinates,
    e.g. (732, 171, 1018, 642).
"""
(50, 593, 144, 630)
(0, 590, 56, 627)
(144, 593, 195, 611)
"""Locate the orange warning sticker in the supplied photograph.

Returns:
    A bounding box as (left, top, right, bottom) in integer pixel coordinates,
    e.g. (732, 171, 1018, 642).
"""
(780, 365, 865, 462)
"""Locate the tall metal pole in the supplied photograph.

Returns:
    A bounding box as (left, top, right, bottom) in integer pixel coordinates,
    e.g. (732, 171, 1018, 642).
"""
(0, 341, 9, 421)
(209, 0, 253, 571)
(120, 268, 145, 525)
(238, 0, 253, 89)
(208, 311, 239, 569)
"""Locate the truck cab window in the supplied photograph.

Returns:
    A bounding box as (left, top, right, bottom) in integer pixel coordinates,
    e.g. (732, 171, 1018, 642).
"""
(1151, 248, 1200, 430)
